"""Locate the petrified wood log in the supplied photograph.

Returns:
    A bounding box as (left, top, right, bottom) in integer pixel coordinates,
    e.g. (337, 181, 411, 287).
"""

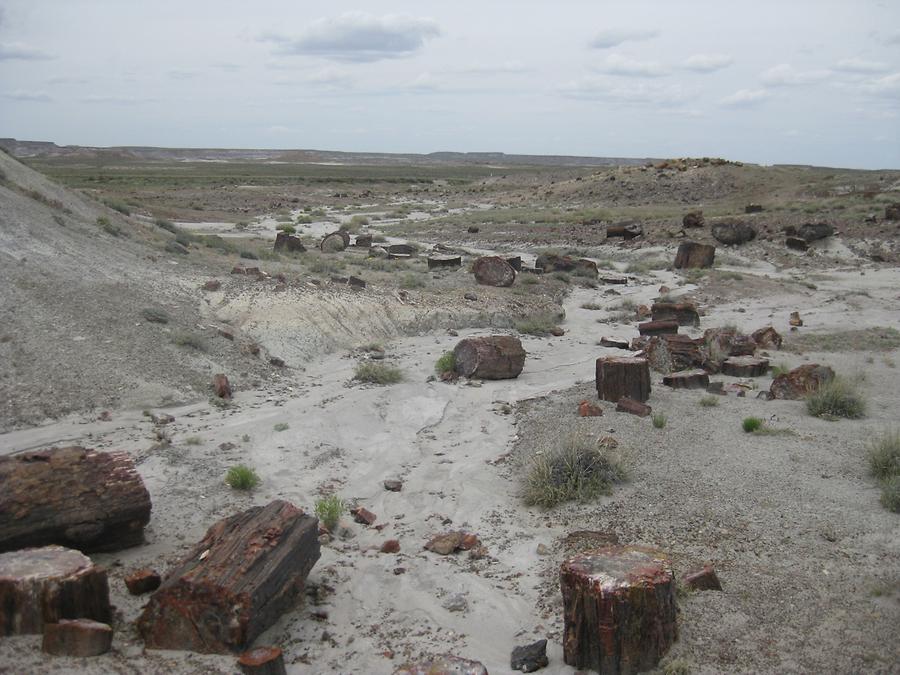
(722, 356, 769, 377)
(137, 500, 320, 654)
(600, 337, 630, 350)
(394, 655, 488, 675)
(662, 369, 710, 389)
(651, 302, 699, 327)
(320, 231, 349, 252)
(42, 618, 113, 657)
(751, 326, 782, 349)
(770, 364, 834, 400)
(606, 223, 643, 240)
(472, 256, 516, 287)
(505, 255, 523, 272)
(238, 646, 288, 675)
(388, 244, 416, 256)
(560, 545, 676, 674)
(534, 253, 598, 277)
(273, 232, 305, 253)
(644, 334, 709, 374)
(453, 336, 525, 379)
(0, 545, 111, 635)
(786, 236, 809, 251)
(682, 211, 704, 228)
(615, 398, 652, 416)
(596, 357, 651, 403)
(427, 255, 462, 269)
(712, 221, 757, 246)
(638, 320, 679, 337)
(354, 234, 373, 248)
(0, 446, 151, 553)
(673, 241, 715, 269)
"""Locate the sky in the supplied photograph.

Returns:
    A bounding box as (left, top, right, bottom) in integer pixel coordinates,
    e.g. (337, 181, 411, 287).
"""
(0, 0, 898, 168)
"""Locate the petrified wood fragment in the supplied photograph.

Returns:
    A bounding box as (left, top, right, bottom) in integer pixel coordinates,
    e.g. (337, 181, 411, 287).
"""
(596, 357, 651, 403)
(454, 336, 525, 379)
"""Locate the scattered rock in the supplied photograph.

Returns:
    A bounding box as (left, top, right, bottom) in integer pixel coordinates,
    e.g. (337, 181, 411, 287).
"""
(615, 397, 652, 417)
(511, 639, 549, 672)
(238, 646, 287, 675)
(467, 226, 480, 233)
(789, 311, 803, 327)
(213, 373, 232, 399)
(268, 357, 285, 368)
(578, 400, 604, 417)
(383, 479, 403, 492)
(751, 326, 782, 349)
(745, 203, 764, 213)
(681, 565, 723, 591)
(380, 540, 400, 554)
(549, 326, 565, 337)
(536, 543, 550, 555)
(152, 413, 175, 425)
(722, 356, 769, 377)
(442, 593, 468, 612)
(472, 256, 516, 287)
(394, 655, 488, 675)
(600, 337, 630, 350)
(662, 369, 709, 389)
(770, 364, 835, 400)
(351, 507, 377, 526)
(124, 568, 161, 595)
(682, 211, 704, 228)
(202, 279, 221, 291)
(425, 531, 479, 555)
(42, 619, 113, 657)
(464, 292, 478, 301)
(674, 241, 715, 268)
(712, 221, 757, 245)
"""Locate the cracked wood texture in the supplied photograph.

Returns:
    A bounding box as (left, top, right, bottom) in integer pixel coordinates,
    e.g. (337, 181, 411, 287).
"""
(453, 335, 525, 379)
(0, 446, 151, 553)
(0, 545, 111, 635)
(561, 545, 677, 675)
(595, 357, 651, 403)
(138, 500, 320, 654)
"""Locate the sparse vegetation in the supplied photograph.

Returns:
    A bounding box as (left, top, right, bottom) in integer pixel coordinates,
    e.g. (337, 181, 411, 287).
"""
(868, 431, 900, 512)
(806, 378, 865, 419)
(435, 351, 456, 375)
(315, 494, 346, 531)
(652, 412, 667, 429)
(354, 362, 403, 384)
(581, 302, 602, 310)
(185, 436, 202, 445)
(141, 307, 170, 324)
(225, 464, 260, 490)
(699, 395, 719, 407)
(103, 198, 131, 215)
(96, 216, 122, 236)
(170, 331, 207, 351)
(522, 433, 626, 508)
(785, 327, 900, 353)
(742, 416, 763, 433)
(520, 275, 539, 285)
(515, 314, 559, 336)
(155, 218, 176, 232)
(399, 273, 426, 289)
(276, 224, 296, 234)
(273, 422, 289, 432)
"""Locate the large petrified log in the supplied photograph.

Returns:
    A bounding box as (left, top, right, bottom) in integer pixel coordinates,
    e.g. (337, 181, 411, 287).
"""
(770, 364, 834, 400)
(453, 336, 525, 379)
(472, 256, 516, 287)
(606, 223, 643, 240)
(662, 369, 709, 389)
(704, 327, 755, 365)
(751, 326, 782, 349)
(722, 356, 769, 377)
(137, 500, 320, 654)
(0, 446, 152, 553)
(643, 334, 709, 374)
(427, 255, 462, 269)
(388, 244, 416, 257)
(534, 253, 598, 277)
(273, 232, 305, 253)
(651, 302, 699, 326)
(712, 221, 757, 246)
(0, 545, 111, 635)
(638, 319, 679, 337)
(320, 231, 349, 252)
(560, 545, 677, 674)
(673, 241, 715, 269)
(596, 357, 651, 403)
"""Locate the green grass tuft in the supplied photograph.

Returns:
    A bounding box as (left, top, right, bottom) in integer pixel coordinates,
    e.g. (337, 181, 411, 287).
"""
(742, 416, 763, 433)
(435, 351, 456, 375)
(652, 412, 667, 429)
(170, 331, 207, 351)
(314, 494, 346, 531)
(273, 422, 289, 432)
(354, 362, 403, 385)
(515, 314, 559, 336)
(868, 430, 900, 512)
(699, 395, 719, 407)
(806, 378, 865, 419)
(225, 464, 260, 490)
(141, 307, 170, 324)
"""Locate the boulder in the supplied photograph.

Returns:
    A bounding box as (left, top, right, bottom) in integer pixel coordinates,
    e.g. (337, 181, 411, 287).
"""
(213, 373, 232, 399)
(673, 241, 715, 269)
(578, 400, 604, 417)
(273, 232, 305, 253)
(751, 326, 782, 349)
(682, 211, 704, 228)
(472, 256, 516, 287)
(796, 222, 834, 242)
(770, 364, 835, 400)
(511, 639, 549, 672)
(712, 221, 757, 245)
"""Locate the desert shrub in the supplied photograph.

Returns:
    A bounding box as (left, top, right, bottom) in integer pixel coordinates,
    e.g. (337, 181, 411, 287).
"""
(200, 235, 238, 254)
(240, 250, 259, 260)
(296, 215, 313, 224)
(155, 218, 176, 232)
(170, 331, 207, 351)
(103, 198, 131, 215)
(806, 379, 865, 419)
(770, 363, 791, 377)
(699, 395, 719, 407)
(522, 433, 626, 508)
(309, 256, 345, 275)
(341, 215, 369, 233)
(165, 240, 189, 255)
(354, 362, 403, 384)
(96, 216, 122, 236)
(276, 224, 296, 234)
(742, 416, 763, 433)
(141, 307, 170, 324)
(273, 422, 289, 432)
(185, 436, 202, 445)
(652, 412, 667, 429)
(868, 431, 900, 480)
(399, 273, 425, 289)
(515, 314, 558, 336)
(879, 476, 900, 512)
(581, 302, 603, 310)
(520, 275, 539, 285)
(225, 464, 260, 490)
(315, 494, 346, 531)
(435, 351, 456, 375)
(174, 230, 195, 247)
(551, 271, 571, 284)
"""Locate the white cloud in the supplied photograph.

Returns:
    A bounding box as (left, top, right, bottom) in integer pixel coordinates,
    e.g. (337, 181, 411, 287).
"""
(861, 72, 900, 99)
(682, 53, 733, 73)
(452, 61, 531, 75)
(588, 28, 658, 49)
(407, 72, 440, 91)
(79, 94, 155, 104)
(2, 90, 53, 102)
(760, 64, 829, 87)
(594, 53, 668, 78)
(561, 76, 688, 105)
(884, 31, 900, 46)
(168, 70, 196, 80)
(259, 12, 440, 62)
(833, 58, 889, 74)
(0, 42, 54, 61)
(720, 88, 770, 107)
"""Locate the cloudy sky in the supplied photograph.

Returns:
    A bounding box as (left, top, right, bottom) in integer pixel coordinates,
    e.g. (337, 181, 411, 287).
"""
(1, 0, 898, 168)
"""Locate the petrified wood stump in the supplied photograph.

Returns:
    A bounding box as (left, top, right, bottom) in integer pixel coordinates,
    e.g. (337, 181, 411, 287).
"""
(137, 500, 320, 654)
(320, 231, 349, 252)
(560, 545, 677, 674)
(0, 545, 111, 635)
(427, 255, 462, 269)
(454, 336, 525, 380)
(662, 369, 710, 389)
(273, 232, 305, 253)
(472, 256, 516, 287)
(651, 302, 699, 327)
(638, 320, 679, 337)
(0, 446, 151, 553)
(596, 357, 651, 403)
(644, 335, 710, 374)
(673, 241, 715, 269)
(722, 356, 769, 377)
(238, 646, 287, 675)
(42, 618, 113, 657)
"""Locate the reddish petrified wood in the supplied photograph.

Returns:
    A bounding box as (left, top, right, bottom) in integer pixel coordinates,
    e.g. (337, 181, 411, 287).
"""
(534, 253, 598, 277)
(673, 241, 715, 269)
(0, 446, 151, 553)
(662, 369, 710, 389)
(202, 279, 221, 291)
(644, 335, 710, 374)
(638, 320, 679, 337)
(42, 619, 113, 657)
(0, 546, 111, 635)
(606, 223, 643, 240)
(137, 500, 320, 654)
(213, 373, 232, 399)
(682, 211, 704, 228)
(596, 357, 651, 403)
(472, 256, 516, 287)
(615, 398, 652, 417)
(722, 356, 769, 377)
(789, 311, 803, 327)
(351, 507, 377, 526)
(125, 568, 161, 595)
(770, 364, 834, 400)
(751, 326, 783, 349)
(238, 646, 287, 675)
(394, 655, 489, 675)
(651, 302, 700, 327)
(560, 545, 677, 674)
(578, 401, 604, 417)
(454, 336, 525, 379)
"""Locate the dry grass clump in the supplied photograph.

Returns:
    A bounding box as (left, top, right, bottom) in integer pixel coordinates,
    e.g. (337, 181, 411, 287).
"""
(785, 327, 900, 353)
(522, 433, 626, 508)
(699, 395, 719, 407)
(806, 378, 865, 419)
(515, 314, 559, 336)
(868, 431, 900, 512)
(170, 331, 207, 351)
(354, 362, 403, 385)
